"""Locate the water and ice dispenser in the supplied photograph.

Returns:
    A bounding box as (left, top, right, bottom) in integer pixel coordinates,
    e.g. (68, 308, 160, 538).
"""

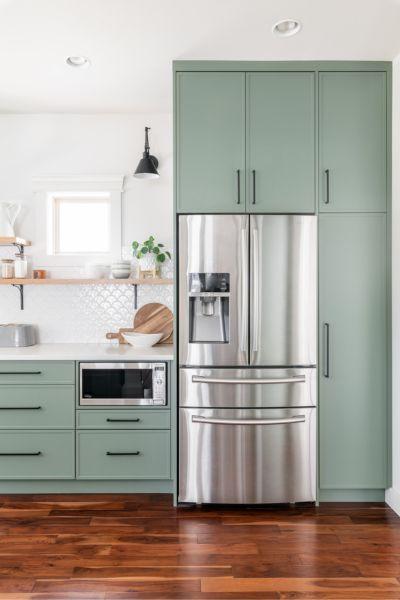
(188, 273, 230, 343)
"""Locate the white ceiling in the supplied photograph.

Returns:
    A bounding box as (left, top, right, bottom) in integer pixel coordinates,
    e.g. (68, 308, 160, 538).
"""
(0, 0, 400, 113)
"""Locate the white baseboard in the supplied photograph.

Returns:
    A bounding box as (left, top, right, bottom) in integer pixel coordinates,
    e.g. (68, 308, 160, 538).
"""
(385, 487, 400, 515)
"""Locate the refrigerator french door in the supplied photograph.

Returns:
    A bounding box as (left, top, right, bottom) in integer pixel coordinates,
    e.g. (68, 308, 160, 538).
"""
(179, 214, 317, 367)
(178, 214, 317, 504)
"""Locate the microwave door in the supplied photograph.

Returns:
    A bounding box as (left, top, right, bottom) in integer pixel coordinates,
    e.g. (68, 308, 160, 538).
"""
(250, 215, 317, 367)
(179, 214, 249, 367)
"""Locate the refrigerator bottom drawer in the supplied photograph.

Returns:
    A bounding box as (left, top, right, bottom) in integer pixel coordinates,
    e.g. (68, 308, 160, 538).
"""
(179, 407, 316, 504)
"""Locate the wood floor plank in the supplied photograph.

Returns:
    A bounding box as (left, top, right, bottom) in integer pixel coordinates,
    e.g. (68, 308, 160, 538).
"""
(0, 496, 397, 598)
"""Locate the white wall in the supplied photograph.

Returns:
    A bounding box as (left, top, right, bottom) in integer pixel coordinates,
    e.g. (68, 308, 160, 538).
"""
(386, 57, 400, 513)
(0, 113, 173, 342)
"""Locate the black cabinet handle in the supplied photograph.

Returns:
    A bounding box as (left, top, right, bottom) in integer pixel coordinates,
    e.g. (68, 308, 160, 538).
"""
(106, 451, 140, 456)
(324, 169, 330, 204)
(252, 170, 256, 204)
(0, 406, 42, 410)
(0, 451, 42, 456)
(0, 372, 42, 375)
(236, 170, 241, 204)
(106, 418, 140, 423)
(323, 323, 330, 378)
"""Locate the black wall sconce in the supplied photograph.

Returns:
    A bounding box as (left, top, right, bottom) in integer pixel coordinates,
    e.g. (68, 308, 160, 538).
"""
(134, 126, 159, 179)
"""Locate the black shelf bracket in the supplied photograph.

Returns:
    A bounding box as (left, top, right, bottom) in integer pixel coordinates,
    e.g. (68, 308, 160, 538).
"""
(132, 284, 138, 309)
(12, 243, 25, 256)
(12, 284, 24, 310)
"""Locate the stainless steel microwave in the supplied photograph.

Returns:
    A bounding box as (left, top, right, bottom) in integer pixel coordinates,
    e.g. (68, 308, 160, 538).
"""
(79, 362, 167, 406)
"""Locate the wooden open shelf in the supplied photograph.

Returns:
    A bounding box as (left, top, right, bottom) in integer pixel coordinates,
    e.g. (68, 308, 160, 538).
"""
(0, 237, 30, 247)
(0, 278, 172, 286)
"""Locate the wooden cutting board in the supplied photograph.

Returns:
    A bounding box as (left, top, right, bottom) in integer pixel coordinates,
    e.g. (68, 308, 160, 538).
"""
(106, 303, 173, 345)
(133, 303, 173, 343)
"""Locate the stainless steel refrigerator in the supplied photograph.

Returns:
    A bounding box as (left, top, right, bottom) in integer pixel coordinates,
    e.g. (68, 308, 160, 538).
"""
(178, 214, 317, 504)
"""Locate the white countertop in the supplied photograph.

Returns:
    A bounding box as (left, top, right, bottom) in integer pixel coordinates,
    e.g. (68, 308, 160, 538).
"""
(0, 343, 174, 361)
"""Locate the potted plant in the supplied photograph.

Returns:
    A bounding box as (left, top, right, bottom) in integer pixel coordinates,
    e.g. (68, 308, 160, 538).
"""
(131, 236, 171, 278)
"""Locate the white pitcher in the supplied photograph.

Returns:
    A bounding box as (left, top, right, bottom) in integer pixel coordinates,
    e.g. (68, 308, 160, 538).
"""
(0, 203, 22, 237)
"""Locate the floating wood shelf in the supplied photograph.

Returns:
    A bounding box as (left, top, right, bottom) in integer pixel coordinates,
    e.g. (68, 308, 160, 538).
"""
(0, 278, 172, 286)
(0, 278, 173, 310)
(0, 237, 31, 247)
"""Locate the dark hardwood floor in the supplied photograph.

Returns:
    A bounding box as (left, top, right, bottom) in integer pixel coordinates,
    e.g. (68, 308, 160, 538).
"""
(0, 495, 398, 598)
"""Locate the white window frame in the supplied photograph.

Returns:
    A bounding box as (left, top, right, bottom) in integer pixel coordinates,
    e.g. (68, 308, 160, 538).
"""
(33, 175, 123, 267)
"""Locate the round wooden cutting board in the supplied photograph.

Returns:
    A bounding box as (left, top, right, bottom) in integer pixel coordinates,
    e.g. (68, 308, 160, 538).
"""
(133, 303, 173, 343)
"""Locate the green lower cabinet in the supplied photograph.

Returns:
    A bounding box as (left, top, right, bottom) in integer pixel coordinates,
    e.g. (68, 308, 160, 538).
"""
(76, 409, 170, 430)
(0, 361, 75, 385)
(77, 430, 171, 480)
(0, 430, 75, 479)
(0, 386, 75, 428)
(319, 213, 387, 491)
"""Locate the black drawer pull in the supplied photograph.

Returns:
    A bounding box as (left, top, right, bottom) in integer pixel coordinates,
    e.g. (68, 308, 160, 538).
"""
(0, 451, 42, 456)
(106, 418, 140, 423)
(0, 406, 42, 410)
(0, 371, 42, 375)
(106, 451, 140, 456)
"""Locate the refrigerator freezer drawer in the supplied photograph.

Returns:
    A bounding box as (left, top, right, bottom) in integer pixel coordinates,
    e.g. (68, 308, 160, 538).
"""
(179, 407, 316, 504)
(180, 367, 316, 408)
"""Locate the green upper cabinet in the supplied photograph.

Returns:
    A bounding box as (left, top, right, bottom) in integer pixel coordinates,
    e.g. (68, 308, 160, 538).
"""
(176, 72, 246, 213)
(319, 213, 387, 491)
(246, 72, 315, 213)
(319, 72, 387, 212)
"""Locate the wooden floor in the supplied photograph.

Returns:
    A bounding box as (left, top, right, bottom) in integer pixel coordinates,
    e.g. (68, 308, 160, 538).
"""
(0, 495, 398, 598)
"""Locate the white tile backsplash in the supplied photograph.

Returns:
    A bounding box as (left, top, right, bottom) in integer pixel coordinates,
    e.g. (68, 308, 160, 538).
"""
(0, 262, 173, 343)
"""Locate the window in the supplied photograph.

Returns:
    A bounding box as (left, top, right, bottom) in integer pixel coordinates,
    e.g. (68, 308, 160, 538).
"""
(49, 193, 111, 255)
(33, 176, 123, 266)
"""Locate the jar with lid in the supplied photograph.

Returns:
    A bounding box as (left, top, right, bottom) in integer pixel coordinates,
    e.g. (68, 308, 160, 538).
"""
(14, 253, 28, 278)
(1, 259, 14, 279)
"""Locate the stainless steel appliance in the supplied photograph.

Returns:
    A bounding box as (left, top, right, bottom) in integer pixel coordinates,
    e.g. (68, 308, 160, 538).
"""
(178, 214, 317, 504)
(80, 362, 167, 406)
(0, 324, 36, 347)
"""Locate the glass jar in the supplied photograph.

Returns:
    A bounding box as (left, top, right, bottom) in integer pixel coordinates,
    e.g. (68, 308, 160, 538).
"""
(1, 259, 14, 279)
(14, 254, 28, 278)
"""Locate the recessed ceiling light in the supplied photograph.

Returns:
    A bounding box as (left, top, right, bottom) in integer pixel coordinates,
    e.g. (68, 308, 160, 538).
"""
(66, 56, 91, 68)
(272, 19, 302, 37)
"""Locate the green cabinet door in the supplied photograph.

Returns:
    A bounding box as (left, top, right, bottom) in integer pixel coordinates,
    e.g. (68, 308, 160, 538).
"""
(319, 72, 387, 212)
(319, 214, 387, 491)
(247, 72, 315, 213)
(176, 72, 245, 213)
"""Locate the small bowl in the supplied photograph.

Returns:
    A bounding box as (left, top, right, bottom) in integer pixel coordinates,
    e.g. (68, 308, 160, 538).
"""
(122, 332, 163, 347)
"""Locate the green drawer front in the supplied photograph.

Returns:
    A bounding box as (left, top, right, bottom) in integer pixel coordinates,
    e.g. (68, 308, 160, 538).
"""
(0, 431, 75, 479)
(0, 386, 74, 429)
(76, 409, 170, 430)
(77, 430, 171, 480)
(0, 362, 75, 385)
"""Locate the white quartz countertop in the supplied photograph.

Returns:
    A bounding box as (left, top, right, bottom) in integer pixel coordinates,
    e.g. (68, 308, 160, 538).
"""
(0, 343, 174, 361)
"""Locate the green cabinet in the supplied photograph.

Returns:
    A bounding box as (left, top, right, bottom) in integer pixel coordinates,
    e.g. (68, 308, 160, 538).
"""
(176, 72, 246, 213)
(76, 409, 170, 429)
(76, 430, 171, 479)
(0, 361, 75, 385)
(319, 214, 387, 491)
(319, 72, 387, 212)
(0, 386, 75, 428)
(247, 72, 315, 213)
(0, 431, 75, 479)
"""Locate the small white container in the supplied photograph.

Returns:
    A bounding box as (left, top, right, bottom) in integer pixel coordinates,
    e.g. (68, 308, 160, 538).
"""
(122, 332, 163, 347)
(14, 254, 28, 278)
(84, 263, 107, 279)
(111, 261, 131, 279)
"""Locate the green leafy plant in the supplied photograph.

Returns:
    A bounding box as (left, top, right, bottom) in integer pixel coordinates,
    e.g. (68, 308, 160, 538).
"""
(131, 236, 172, 263)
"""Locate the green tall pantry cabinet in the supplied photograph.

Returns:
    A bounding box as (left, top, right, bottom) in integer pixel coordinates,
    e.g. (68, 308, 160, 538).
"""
(174, 61, 391, 502)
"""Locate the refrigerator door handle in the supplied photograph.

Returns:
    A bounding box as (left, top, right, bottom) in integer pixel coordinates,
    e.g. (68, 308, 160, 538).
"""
(191, 375, 306, 385)
(251, 227, 260, 353)
(192, 415, 306, 426)
(240, 227, 249, 353)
